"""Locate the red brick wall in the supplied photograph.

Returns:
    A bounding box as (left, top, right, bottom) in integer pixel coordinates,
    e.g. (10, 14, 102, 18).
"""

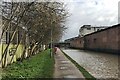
(84, 25, 120, 53)
(70, 37, 84, 49)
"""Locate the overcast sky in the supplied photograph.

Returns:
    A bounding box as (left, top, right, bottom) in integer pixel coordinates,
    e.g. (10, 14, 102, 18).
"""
(61, 0, 120, 41)
(2, 0, 120, 41)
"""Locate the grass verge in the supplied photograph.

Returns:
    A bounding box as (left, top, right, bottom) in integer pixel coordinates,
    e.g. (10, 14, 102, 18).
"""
(2, 49, 54, 79)
(61, 49, 96, 80)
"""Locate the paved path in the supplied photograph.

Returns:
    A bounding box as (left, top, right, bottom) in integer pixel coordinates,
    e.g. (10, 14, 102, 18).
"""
(54, 48, 85, 79)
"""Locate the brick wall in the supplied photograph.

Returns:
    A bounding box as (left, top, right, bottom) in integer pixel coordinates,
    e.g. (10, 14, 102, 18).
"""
(69, 37, 84, 49)
(84, 24, 120, 53)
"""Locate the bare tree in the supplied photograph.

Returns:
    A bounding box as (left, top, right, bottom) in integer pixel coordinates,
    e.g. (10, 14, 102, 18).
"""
(1, 1, 68, 67)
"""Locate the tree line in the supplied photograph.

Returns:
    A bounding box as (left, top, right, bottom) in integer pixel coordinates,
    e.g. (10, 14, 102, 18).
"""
(0, 1, 68, 67)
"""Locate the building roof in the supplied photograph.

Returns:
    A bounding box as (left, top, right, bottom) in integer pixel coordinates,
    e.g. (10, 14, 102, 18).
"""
(84, 24, 120, 37)
(81, 25, 109, 29)
(65, 36, 79, 42)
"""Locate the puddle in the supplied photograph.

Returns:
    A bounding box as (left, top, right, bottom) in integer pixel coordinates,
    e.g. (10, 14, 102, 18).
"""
(61, 60, 70, 64)
(60, 66, 68, 70)
(63, 75, 78, 78)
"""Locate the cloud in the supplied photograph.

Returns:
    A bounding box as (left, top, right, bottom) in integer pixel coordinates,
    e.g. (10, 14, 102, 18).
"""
(61, 0, 119, 41)
(119, 1, 120, 23)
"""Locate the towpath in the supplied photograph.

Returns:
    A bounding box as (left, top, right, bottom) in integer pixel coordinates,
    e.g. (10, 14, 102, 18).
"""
(54, 48, 85, 79)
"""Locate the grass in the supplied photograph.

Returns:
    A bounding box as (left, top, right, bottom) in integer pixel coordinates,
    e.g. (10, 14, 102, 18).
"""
(61, 49, 96, 80)
(2, 49, 54, 79)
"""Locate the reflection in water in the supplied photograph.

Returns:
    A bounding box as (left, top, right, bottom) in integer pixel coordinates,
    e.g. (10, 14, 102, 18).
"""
(63, 49, 119, 79)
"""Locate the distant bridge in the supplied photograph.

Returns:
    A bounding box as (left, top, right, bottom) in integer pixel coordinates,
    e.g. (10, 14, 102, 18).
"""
(53, 42, 70, 48)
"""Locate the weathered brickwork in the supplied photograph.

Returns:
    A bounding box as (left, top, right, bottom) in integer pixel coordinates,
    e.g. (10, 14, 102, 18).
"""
(65, 24, 120, 54)
(84, 25, 120, 53)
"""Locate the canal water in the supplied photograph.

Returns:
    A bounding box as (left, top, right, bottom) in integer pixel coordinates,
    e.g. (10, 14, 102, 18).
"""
(63, 49, 119, 79)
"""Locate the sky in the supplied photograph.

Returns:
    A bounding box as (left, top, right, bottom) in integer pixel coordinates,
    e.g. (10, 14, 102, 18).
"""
(61, 0, 120, 41)
(1, 0, 120, 41)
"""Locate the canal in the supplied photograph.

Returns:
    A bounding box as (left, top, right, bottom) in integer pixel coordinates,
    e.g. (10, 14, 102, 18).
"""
(62, 49, 119, 79)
